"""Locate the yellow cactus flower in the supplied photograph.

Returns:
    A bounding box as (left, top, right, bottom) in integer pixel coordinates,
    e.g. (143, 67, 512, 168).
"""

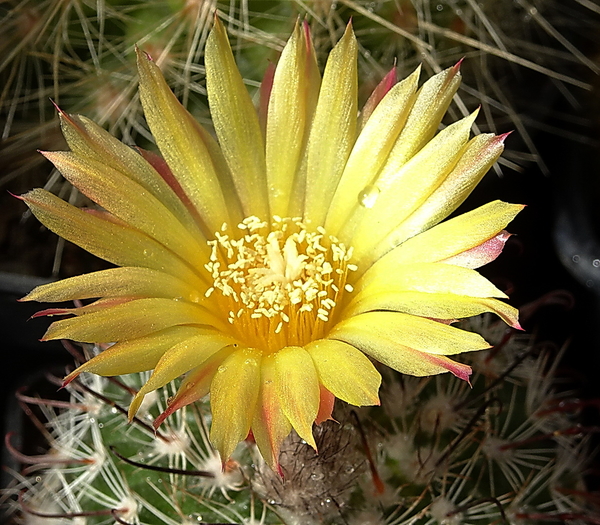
(21, 19, 523, 469)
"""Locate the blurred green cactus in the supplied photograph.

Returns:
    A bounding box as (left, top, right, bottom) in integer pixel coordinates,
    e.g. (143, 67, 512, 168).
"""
(3, 313, 598, 524)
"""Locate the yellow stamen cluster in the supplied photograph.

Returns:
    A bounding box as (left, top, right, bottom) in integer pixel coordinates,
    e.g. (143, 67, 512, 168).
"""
(205, 216, 356, 352)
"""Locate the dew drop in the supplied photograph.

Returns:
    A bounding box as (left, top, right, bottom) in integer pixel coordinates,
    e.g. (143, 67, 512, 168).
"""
(98, 423, 103, 429)
(218, 365, 227, 373)
(189, 290, 201, 303)
(593, 259, 600, 268)
(310, 472, 325, 481)
(358, 184, 380, 209)
(572, 254, 580, 263)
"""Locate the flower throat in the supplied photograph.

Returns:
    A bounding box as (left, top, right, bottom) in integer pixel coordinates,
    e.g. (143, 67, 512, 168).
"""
(205, 216, 356, 353)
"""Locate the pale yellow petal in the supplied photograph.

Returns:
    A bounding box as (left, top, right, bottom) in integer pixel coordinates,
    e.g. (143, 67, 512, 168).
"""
(136, 47, 230, 235)
(373, 200, 524, 266)
(373, 133, 506, 257)
(325, 67, 420, 236)
(330, 311, 490, 356)
(21, 189, 204, 288)
(42, 151, 209, 263)
(305, 339, 381, 406)
(210, 347, 262, 461)
(206, 18, 268, 219)
(58, 111, 206, 240)
(266, 22, 309, 218)
(63, 326, 213, 382)
(348, 111, 478, 261)
(128, 334, 237, 420)
(42, 297, 226, 343)
(22, 267, 204, 304)
(273, 346, 320, 450)
(378, 63, 462, 181)
(303, 24, 357, 226)
(355, 262, 507, 299)
(251, 355, 292, 471)
(343, 290, 520, 328)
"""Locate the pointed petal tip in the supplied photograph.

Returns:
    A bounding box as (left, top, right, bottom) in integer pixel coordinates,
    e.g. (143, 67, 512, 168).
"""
(497, 130, 513, 144)
(61, 370, 80, 389)
(453, 57, 465, 71)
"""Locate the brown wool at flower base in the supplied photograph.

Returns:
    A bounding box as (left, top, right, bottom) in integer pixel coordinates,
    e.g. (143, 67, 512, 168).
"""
(20, 17, 523, 470)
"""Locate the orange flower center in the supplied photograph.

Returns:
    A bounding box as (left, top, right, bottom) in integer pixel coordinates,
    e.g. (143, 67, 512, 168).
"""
(204, 216, 356, 353)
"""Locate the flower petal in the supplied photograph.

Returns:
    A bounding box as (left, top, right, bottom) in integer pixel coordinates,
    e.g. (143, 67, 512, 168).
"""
(325, 67, 420, 236)
(128, 334, 238, 419)
(330, 311, 490, 357)
(153, 346, 234, 430)
(355, 262, 508, 299)
(21, 189, 204, 287)
(306, 339, 381, 407)
(304, 23, 357, 226)
(251, 354, 292, 471)
(209, 347, 262, 461)
(442, 231, 512, 269)
(136, 47, 231, 235)
(273, 346, 320, 450)
(378, 62, 462, 179)
(266, 22, 310, 218)
(41, 151, 209, 263)
(373, 200, 524, 266)
(348, 111, 478, 261)
(205, 18, 269, 219)
(42, 297, 226, 343)
(62, 326, 213, 385)
(373, 133, 507, 256)
(344, 290, 520, 328)
(57, 111, 206, 240)
(21, 267, 204, 304)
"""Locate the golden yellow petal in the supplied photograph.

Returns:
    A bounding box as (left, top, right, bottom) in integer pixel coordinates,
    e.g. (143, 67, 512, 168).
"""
(273, 346, 320, 450)
(305, 339, 381, 407)
(303, 23, 357, 227)
(209, 347, 262, 461)
(136, 47, 231, 235)
(22, 267, 203, 304)
(42, 297, 226, 343)
(205, 18, 269, 219)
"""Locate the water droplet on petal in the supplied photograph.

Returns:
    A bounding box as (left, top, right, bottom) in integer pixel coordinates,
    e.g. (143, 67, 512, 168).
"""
(593, 259, 600, 268)
(358, 184, 380, 209)
(218, 365, 227, 373)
